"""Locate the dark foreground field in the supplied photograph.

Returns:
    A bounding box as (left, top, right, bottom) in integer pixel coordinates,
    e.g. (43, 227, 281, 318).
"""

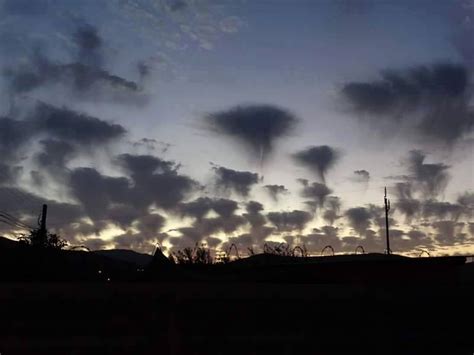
(0, 240, 473, 355)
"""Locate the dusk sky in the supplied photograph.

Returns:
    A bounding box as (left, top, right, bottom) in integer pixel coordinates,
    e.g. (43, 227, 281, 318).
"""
(0, 0, 473, 256)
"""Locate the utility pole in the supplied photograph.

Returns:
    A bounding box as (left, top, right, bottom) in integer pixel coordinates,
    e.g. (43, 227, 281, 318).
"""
(39, 204, 48, 246)
(384, 187, 391, 255)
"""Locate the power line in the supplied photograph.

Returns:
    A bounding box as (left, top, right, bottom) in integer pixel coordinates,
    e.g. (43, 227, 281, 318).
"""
(0, 217, 30, 231)
(0, 212, 33, 230)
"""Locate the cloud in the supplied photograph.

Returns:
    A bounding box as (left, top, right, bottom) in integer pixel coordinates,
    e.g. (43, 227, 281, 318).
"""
(69, 167, 131, 221)
(395, 198, 422, 223)
(353, 169, 370, 183)
(407, 150, 450, 198)
(267, 210, 312, 232)
(135, 213, 166, 239)
(172, 210, 247, 249)
(392, 150, 450, 201)
(69, 154, 197, 231)
(205, 104, 298, 163)
(3, 55, 143, 104)
(118, 154, 198, 211)
(0, 117, 32, 161)
(0, 186, 84, 237)
(341, 62, 474, 144)
(213, 166, 260, 197)
(112, 230, 162, 253)
(422, 200, 463, 221)
(178, 197, 239, 221)
(0, 102, 125, 163)
(457, 191, 474, 219)
(345, 207, 372, 236)
(322, 196, 342, 225)
(432, 220, 466, 246)
(299, 181, 332, 211)
(263, 184, 289, 202)
(292, 145, 340, 183)
(0, 163, 22, 185)
(73, 24, 103, 67)
(303, 226, 343, 253)
(33, 102, 126, 145)
(35, 139, 76, 168)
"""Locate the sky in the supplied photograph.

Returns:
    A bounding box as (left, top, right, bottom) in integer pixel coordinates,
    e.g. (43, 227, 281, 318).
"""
(0, 0, 473, 256)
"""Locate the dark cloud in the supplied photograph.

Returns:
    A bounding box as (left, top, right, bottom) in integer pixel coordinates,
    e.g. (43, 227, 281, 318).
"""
(35, 139, 76, 168)
(393, 150, 450, 200)
(213, 166, 260, 197)
(212, 198, 239, 218)
(243, 201, 266, 229)
(69, 167, 130, 221)
(395, 198, 422, 223)
(118, 154, 198, 211)
(341, 63, 474, 143)
(267, 210, 312, 232)
(112, 231, 158, 253)
(241, 201, 274, 245)
(0, 102, 125, 163)
(178, 197, 214, 221)
(345, 207, 371, 236)
(135, 213, 166, 239)
(106, 204, 143, 230)
(30, 170, 45, 187)
(0, 186, 84, 237)
(292, 145, 340, 183)
(178, 197, 239, 221)
(299, 181, 332, 211)
(33, 102, 126, 145)
(173, 211, 247, 249)
(322, 196, 342, 225)
(3, 55, 142, 104)
(73, 25, 103, 67)
(457, 191, 474, 219)
(304, 226, 343, 253)
(118, 153, 176, 179)
(69, 155, 197, 231)
(422, 200, 463, 221)
(0, 163, 22, 185)
(432, 220, 466, 246)
(0, 116, 32, 161)
(407, 150, 450, 198)
(353, 169, 370, 183)
(205, 104, 298, 163)
(263, 184, 289, 202)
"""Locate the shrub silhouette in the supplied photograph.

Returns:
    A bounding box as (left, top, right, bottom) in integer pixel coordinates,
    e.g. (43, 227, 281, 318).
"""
(171, 244, 213, 264)
(18, 228, 68, 250)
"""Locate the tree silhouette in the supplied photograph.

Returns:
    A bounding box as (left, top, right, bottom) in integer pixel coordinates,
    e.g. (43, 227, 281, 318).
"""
(18, 228, 68, 250)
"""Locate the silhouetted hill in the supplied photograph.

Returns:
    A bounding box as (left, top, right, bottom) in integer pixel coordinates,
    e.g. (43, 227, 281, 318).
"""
(94, 249, 153, 268)
(0, 237, 141, 281)
(0, 236, 19, 249)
